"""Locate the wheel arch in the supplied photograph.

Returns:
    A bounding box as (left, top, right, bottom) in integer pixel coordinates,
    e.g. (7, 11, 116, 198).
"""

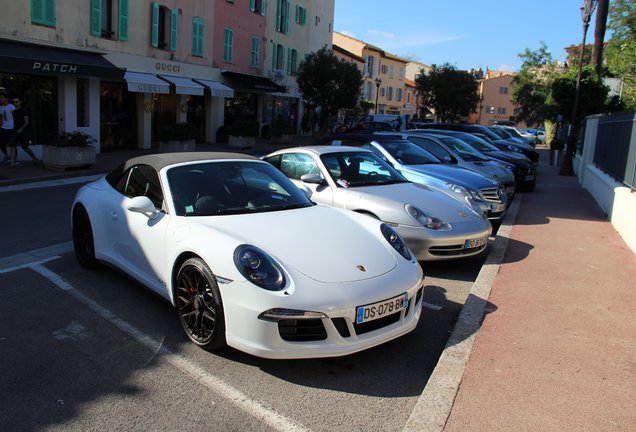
(170, 251, 202, 305)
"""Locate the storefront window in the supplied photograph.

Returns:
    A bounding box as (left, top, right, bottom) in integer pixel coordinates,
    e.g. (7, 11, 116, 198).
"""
(100, 81, 137, 150)
(0, 73, 57, 144)
(225, 92, 258, 126)
(151, 92, 178, 146)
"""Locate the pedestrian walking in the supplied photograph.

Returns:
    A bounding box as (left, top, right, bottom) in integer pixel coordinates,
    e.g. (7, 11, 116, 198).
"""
(12, 96, 39, 165)
(0, 92, 17, 166)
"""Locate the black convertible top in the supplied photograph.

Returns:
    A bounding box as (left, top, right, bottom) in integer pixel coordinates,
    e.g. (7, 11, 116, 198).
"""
(106, 152, 259, 182)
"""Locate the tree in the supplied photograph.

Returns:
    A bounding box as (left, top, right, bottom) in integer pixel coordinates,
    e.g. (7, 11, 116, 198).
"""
(605, 0, 636, 107)
(592, 0, 610, 75)
(511, 42, 562, 128)
(547, 66, 609, 126)
(414, 63, 479, 123)
(296, 47, 363, 133)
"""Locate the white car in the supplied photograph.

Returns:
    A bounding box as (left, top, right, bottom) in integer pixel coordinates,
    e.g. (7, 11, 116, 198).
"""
(71, 153, 424, 359)
(263, 146, 492, 261)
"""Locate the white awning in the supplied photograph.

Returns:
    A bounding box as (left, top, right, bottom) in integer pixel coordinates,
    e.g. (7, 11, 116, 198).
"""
(194, 79, 235, 98)
(124, 71, 170, 94)
(158, 75, 205, 96)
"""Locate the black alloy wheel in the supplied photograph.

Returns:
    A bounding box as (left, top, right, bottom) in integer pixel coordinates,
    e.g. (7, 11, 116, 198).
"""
(176, 258, 226, 350)
(72, 205, 98, 269)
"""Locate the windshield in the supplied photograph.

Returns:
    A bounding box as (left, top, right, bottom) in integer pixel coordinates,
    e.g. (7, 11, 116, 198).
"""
(452, 134, 499, 153)
(440, 137, 490, 162)
(167, 161, 313, 216)
(490, 127, 511, 138)
(377, 140, 442, 165)
(320, 152, 410, 187)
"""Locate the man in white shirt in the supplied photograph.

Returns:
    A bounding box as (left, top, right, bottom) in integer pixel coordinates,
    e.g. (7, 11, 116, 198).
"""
(0, 93, 16, 166)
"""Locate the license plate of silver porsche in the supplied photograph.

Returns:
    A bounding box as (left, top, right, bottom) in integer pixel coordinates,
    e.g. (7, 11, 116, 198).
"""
(464, 236, 488, 249)
(356, 293, 408, 324)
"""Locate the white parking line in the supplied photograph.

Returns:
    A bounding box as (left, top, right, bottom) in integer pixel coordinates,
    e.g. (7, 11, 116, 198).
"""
(24, 263, 310, 432)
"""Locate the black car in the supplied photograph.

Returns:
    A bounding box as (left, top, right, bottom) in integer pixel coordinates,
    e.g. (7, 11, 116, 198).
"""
(414, 129, 537, 190)
(412, 123, 540, 163)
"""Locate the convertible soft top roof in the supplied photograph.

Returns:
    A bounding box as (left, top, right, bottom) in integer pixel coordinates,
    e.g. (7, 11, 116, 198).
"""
(106, 152, 259, 182)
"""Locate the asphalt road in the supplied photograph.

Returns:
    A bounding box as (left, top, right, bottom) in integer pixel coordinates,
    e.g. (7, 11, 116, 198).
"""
(0, 180, 487, 431)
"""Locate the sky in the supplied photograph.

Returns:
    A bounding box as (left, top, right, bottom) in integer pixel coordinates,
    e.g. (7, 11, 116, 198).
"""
(334, 0, 604, 72)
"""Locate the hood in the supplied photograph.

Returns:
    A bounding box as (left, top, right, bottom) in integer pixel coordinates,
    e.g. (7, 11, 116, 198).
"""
(344, 182, 482, 224)
(402, 164, 498, 189)
(192, 206, 397, 283)
(466, 161, 515, 184)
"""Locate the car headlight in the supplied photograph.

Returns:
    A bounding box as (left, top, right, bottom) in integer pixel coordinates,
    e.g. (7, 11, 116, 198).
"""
(234, 245, 286, 291)
(495, 161, 515, 171)
(445, 183, 485, 216)
(507, 145, 522, 153)
(380, 223, 411, 260)
(405, 204, 451, 230)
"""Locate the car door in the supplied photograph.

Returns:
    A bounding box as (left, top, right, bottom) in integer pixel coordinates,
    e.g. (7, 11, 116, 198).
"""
(111, 164, 170, 295)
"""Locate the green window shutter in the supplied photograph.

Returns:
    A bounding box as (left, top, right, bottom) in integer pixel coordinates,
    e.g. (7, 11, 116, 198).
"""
(280, 44, 285, 71)
(302, 7, 306, 25)
(286, 47, 292, 74)
(294, 49, 299, 73)
(170, 8, 178, 51)
(295, 5, 299, 24)
(151, 2, 159, 48)
(90, 0, 101, 36)
(192, 17, 203, 56)
(250, 0, 256, 12)
(285, 0, 290, 33)
(224, 28, 233, 62)
(261, 0, 266, 16)
(272, 42, 278, 70)
(251, 37, 259, 67)
(118, 0, 129, 40)
(276, 0, 282, 32)
(31, 0, 43, 23)
(44, 0, 56, 26)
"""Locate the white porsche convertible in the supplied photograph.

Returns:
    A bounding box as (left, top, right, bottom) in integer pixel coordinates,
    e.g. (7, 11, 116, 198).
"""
(71, 153, 424, 359)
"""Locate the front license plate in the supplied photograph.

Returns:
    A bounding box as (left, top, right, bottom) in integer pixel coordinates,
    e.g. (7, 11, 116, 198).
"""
(464, 236, 488, 249)
(356, 293, 408, 324)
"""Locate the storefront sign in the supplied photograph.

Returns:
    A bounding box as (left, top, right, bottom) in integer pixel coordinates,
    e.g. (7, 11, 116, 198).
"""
(155, 62, 180, 73)
(136, 83, 165, 93)
(32, 62, 78, 74)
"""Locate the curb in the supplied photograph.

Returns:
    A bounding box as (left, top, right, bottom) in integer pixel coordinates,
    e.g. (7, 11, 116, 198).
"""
(403, 193, 522, 432)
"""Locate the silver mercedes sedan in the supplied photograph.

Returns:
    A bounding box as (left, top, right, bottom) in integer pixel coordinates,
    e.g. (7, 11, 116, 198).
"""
(263, 146, 492, 261)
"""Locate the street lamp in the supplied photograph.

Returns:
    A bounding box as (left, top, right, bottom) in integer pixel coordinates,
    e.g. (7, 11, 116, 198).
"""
(374, 77, 382, 114)
(561, 0, 597, 176)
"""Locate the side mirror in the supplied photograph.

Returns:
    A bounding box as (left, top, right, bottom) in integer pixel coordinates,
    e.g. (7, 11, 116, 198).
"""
(127, 196, 159, 219)
(300, 173, 324, 185)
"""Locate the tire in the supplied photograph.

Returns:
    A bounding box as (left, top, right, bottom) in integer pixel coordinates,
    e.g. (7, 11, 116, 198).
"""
(72, 205, 98, 269)
(175, 258, 227, 351)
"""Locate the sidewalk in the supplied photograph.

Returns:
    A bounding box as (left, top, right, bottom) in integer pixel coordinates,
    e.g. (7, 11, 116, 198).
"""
(440, 151, 636, 431)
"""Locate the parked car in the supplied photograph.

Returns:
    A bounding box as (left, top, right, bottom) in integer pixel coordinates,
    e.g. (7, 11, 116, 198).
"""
(377, 131, 517, 198)
(346, 121, 396, 133)
(320, 133, 508, 223)
(412, 123, 540, 162)
(412, 129, 537, 190)
(497, 125, 537, 146)
(263, 146, 492, 261)
(71, 152, 425, 359)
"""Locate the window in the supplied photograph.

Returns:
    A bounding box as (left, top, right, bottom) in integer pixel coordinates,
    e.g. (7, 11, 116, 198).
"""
(380, 87, 385, 97)
(250, 36, 260, 67)
(387, 87, 393, 101)
(272, 43, 285, 70)
(295, 5, 307, 24)
(497, 107, 507, 114)
(486, 106, 495, 114)
(151, 3, 177, 51)
(389, 65, 394, 79)
(407, 91, 411, 104)
(276, 0, 290, 34)
(315, 15, 320, 26)
(277, 153, 319, 180)
(287, 48, 298, 75)
(399, 67, 404, 80)
(367, 56, 375, 77)
(32, 0, 56, 27)
(114, 165, 163, 209)
(250, 0, 266, 15)
(397, 88, 403, 102)
(499, 86, 508, 94)
(223, 27, 233, 62)
(381, 65, 388, 74)
(91, 0, 128, 40)
(408, 137, 451, 162)
(192, 17, 204, 57)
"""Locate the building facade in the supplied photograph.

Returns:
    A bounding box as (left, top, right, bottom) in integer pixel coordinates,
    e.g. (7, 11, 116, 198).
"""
(0, 0, 334, 156)
(470, 71, 519, 126)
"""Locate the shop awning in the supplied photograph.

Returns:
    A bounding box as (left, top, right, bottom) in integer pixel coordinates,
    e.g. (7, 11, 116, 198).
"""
(221, 71, 286, 93)
(0, 39, 123, 79)
(193, 79, 235, 98)
(124, 71, 170, 94)
(158, 75, 205, 96)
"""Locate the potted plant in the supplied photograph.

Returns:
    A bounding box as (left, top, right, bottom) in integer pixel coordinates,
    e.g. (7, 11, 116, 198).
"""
(228, 118, 260, 149)
(159, 122, 197, 152)
(42, 131, 97, 170)
(270, 116, 293, 144)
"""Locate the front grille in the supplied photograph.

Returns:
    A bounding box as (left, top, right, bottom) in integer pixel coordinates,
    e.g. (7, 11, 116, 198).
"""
(353, 311, 401, 335)
(429, 243, 487, 256)
(278, 319, 327, 341)
(480, 187, 504, 204)
(415, 287, 423, 305)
